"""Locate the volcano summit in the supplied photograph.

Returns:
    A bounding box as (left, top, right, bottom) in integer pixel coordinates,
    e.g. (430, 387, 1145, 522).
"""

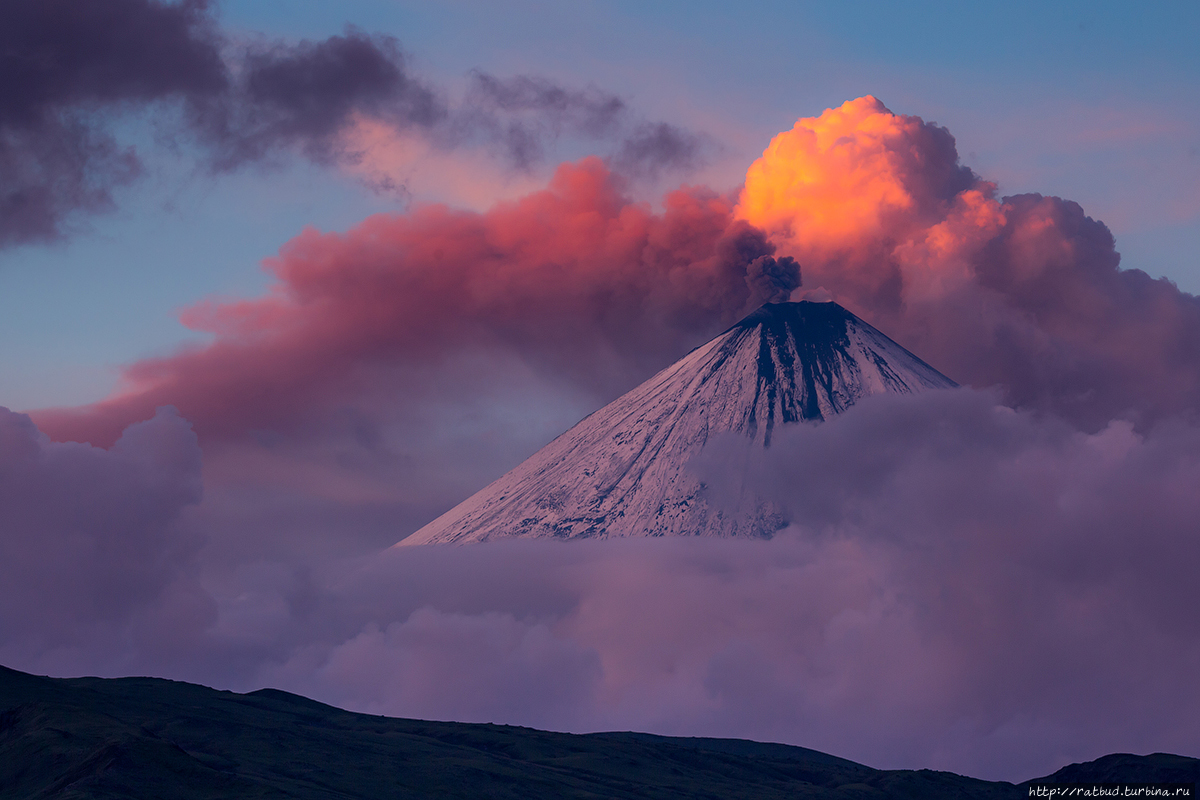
(400, 300, 957, 545)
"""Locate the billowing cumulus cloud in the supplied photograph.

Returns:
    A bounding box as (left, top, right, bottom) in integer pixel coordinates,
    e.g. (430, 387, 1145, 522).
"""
(738, 96, 1200, 428)
(0, 406, 209, 674)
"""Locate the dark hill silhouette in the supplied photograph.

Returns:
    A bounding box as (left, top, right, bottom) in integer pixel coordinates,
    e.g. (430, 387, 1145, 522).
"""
(2, 664, 1195, 799)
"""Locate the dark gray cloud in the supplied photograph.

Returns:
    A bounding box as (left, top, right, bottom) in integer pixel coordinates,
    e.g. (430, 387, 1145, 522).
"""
(0, 1, 441, 245)
(0, 0, 225, 245)
(0, 120, 141, 244)
(0, 0, 226, 119)
(453, 71, 710, 177)
(611, 122, 709, 180)
(0, 1, 709, 248)
(465, 72, 625, 139)
(195, 29, 444, 169)
(745, 254, 801, 304)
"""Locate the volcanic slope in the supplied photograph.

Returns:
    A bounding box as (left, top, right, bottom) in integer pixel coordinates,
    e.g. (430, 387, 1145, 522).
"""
(400, 300, 957, 545)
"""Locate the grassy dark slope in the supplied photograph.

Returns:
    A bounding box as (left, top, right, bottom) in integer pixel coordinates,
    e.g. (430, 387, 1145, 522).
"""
(1, 665, 1195, 799)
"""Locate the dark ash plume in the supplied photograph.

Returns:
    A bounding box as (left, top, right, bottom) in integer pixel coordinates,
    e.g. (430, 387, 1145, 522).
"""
(746, 255, 802, 304)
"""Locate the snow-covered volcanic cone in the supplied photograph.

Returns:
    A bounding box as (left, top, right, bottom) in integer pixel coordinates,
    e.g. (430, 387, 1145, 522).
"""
(399, 300, 956, 545)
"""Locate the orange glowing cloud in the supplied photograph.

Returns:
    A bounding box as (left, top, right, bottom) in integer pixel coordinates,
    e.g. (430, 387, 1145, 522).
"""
(735, 96, 1200, 430)
(738, 97, 976, 244)
(736, 96, 1002, 310)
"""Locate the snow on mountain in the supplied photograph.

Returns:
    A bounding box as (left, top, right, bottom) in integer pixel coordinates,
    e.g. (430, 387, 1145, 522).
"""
(399, 300, 957, 545)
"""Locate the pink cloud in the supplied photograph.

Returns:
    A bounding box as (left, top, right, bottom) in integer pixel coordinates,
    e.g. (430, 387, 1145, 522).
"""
(34, 157, 775, 448)
(739, 96, 1200, 429)
(37, 97, 1200, 451)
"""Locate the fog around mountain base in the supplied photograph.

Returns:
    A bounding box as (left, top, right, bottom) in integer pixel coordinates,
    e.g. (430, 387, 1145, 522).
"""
(4, 388, 1200, 781)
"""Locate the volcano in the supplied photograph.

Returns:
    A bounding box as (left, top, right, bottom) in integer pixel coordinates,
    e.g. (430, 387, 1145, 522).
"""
(399, 300, 957, 545)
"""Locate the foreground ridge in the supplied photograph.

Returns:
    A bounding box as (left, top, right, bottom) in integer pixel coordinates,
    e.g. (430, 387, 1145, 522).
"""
(402, 300, 957, 545)
(2, 664, 1195, 799)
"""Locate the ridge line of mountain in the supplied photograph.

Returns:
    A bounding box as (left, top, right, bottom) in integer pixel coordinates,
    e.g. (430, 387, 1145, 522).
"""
(2, 664, 1196, 799)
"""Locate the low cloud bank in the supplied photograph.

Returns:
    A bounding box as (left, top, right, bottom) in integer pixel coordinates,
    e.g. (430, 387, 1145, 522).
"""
(0, 406, 210, 674)
(6, 390, 1200, 782)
